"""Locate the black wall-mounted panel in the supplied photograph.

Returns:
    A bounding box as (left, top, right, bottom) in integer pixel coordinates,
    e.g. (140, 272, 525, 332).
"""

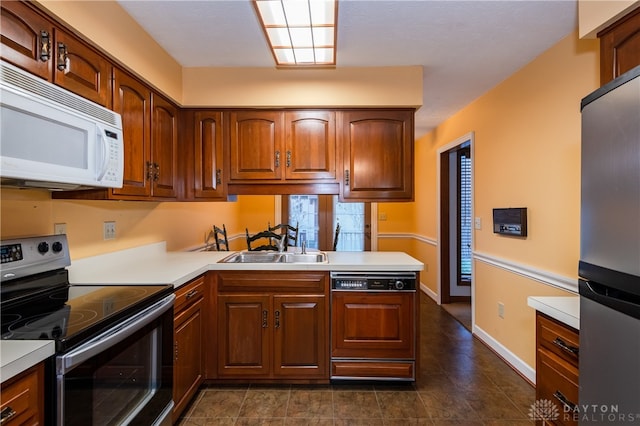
(493, 208, 527, 237)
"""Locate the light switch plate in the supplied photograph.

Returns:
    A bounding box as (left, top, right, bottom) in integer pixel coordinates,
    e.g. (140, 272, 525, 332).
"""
(103, 221, 116, 240)
(474, 217, 481, 230)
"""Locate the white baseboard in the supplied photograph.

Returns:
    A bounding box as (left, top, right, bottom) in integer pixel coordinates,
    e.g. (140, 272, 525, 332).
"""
(420, 282, 438, 302)
(473, 324, 536, 384)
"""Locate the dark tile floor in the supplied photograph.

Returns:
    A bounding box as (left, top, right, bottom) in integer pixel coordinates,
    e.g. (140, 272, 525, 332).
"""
(176, 295, 536, 425)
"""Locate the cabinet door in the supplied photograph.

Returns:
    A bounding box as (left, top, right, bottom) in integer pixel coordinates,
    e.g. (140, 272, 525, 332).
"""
(331, 292, 415, 359)
(112, 68, 152, 198)
(599, 8, 640, 85)
(0, 1, 53, 81)
(284, 111, 336, 180)
(339, 110, 414, 201)
(53, 30, 111, 108)
(273, 295, 328, 378)
(173, 296, 204, 419)
(229, 111, 284, 180)
(193, 110, 226, 199)
(217, 294, 271, 378)
(151, 93, 178, 198)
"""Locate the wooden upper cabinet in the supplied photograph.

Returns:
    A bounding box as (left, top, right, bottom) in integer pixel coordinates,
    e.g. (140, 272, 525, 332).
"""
(599, 7, 640, 86)
(284, 111, 336, 181)
(192, 110, 226, 200)
(0, 0, 53, 81)
(151, 93, 178, 198)
(53, 29, 112, 108)
(229, 110, 284, 181)
(112, 68, 152, 198)
(339, 109, 414, 201)
(0, 2, 111, 107)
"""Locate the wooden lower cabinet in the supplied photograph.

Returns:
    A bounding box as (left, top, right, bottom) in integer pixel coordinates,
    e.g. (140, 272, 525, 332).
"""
(173, 275, 206, 420)
(0, 362, 44, 425)
(535, 312, 580, 426)
(215, 271, 329, 382)
(330, 291, 417, 381)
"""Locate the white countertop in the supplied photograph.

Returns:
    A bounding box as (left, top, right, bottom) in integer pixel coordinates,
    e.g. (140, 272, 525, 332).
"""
(527, 296, 580, 330)
(68, 242, 425, 288)
(4, 244, 423, 378)
(1, 340, 55, 383)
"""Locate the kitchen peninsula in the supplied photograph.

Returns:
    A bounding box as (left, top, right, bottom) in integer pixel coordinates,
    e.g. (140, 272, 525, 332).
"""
(2, 242, 423, 420)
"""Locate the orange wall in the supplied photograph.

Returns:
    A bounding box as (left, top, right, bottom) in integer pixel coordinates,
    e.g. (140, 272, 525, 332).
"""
(0, 189, 274, 259)
(378, 30, 599, 368)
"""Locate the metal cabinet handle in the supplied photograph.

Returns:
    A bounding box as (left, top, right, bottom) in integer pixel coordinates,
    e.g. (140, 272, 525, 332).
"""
(0, 406, 17, 424)
(153, 162, 160, 181)
(553, 390, 576, 412)
(262, 310, 268, 328)
(146, 161, 154, 180)
(185, 289, 198, 300)
(216, 169, 222, 185)
(553, 337, 579, 356)
(275, 310, 280, 329)
(40, 31, 51, 61)
(57, 42, 68, 71)
(174, 340, 178, 361)
(345, 170, 350, 186)
(286, 151, 291, 168)
(275, 151, 280, 168)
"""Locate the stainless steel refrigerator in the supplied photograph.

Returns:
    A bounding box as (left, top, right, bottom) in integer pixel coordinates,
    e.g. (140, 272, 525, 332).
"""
(579, 65, 640, 425)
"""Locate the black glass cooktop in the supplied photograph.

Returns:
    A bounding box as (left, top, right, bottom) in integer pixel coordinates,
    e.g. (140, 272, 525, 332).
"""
(1, 283, 173, 353)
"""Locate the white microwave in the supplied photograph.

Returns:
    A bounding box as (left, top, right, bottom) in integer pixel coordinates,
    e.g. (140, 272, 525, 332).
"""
(0, 61, 124, 191)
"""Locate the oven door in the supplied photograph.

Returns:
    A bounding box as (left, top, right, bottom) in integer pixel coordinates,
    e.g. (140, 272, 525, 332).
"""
(56, 294, 174, 426)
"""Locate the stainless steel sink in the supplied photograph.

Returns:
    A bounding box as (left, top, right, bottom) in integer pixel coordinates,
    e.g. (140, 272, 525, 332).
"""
(219, 251, 327, 264)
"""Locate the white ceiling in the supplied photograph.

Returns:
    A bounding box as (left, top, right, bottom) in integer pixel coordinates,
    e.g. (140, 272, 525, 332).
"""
(117, 0, 578, 138)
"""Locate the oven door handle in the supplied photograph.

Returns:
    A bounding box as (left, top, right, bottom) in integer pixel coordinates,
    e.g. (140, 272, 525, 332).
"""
(57, 294, 175, 374)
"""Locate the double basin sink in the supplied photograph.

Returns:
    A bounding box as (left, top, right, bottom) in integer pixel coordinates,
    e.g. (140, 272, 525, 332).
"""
(219, 251, 328, 264)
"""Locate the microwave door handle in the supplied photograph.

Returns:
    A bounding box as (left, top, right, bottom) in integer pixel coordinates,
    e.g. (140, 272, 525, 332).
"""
(96, 125, 110, 181)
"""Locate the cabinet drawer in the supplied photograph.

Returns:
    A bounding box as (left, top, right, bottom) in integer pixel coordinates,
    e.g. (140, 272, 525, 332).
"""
(331, 361, 414, 381)
(217, 271, 328, 293)
(174, 275, 205, 312)
(0, 363, 43, 425)
(537, 348, 578, 426)
(537, 313, 579, 367)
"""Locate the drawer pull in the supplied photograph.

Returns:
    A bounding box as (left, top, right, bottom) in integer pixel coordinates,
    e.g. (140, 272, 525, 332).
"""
(553, 390, 577, 412)
(553, 337, 579, 356)
(185, 289, 198, 300)
(0, 406, 17, 424)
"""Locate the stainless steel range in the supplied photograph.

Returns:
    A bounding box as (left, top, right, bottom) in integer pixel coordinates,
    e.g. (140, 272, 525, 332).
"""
(1, 234, 175, 425)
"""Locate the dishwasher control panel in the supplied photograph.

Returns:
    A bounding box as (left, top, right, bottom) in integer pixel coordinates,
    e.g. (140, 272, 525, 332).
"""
(330, 272, 416, 291)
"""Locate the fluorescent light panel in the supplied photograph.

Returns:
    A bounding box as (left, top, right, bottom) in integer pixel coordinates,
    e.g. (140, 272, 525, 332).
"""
(254, 0, 337, 67)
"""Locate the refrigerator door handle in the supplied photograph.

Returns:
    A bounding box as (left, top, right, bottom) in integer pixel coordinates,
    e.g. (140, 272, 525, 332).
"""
(579, 279, 640, 320)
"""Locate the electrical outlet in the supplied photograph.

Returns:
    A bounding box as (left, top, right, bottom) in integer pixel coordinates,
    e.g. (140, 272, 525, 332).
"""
(103, 221, 116, 240)
(474, 217, 482, 230)
(54, 223, 67, 235)
(498, 302, 505, 319)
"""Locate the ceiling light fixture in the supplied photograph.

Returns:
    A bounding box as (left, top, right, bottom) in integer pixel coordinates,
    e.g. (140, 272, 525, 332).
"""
(253, 0, 337, 68)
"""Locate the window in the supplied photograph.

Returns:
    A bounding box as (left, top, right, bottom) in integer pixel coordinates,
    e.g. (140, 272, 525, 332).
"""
(283, 195, 370, 251)
(457, 148, 472, 284)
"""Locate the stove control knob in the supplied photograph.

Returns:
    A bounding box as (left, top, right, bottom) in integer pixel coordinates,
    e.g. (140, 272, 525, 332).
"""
(394, 280, 405, 290)
(37, 242, 49, 254)
(52, 241, 63, 253)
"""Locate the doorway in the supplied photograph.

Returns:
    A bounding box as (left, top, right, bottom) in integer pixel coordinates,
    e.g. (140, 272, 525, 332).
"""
(281, 195, 371, 252)
(438, 133, 474, 330)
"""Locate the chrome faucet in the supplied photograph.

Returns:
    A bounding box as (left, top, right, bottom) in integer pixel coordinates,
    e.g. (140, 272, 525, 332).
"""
(277, 235, 287, 252)
(301, 240, 307, 254)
